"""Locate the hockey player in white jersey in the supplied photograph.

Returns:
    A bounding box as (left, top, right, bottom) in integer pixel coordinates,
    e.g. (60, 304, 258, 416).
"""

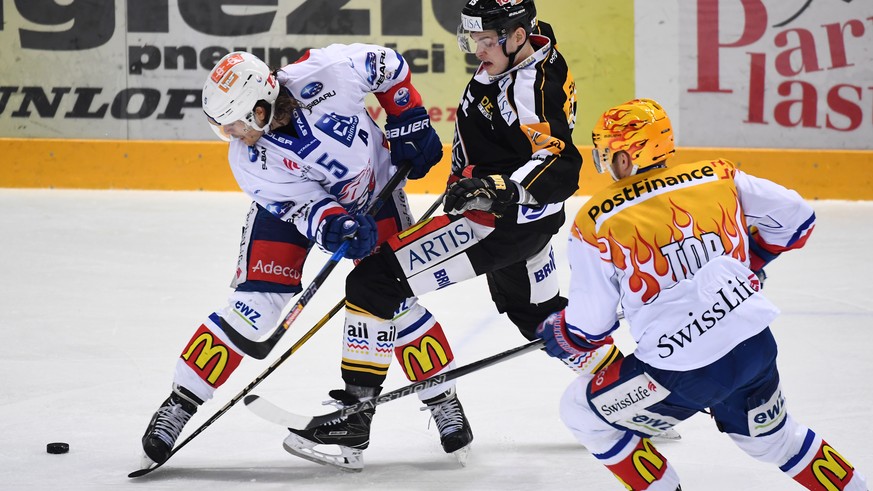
(138, 46, 445, 467)
(535, 98, 868, 490)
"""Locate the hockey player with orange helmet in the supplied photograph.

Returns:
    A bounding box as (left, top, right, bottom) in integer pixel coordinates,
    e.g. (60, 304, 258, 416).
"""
(535, 98, 868, 490)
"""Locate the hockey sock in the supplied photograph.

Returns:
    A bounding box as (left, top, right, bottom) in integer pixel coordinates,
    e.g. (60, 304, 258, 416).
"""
(597, 435, 681, 490)
(784, 432, 866, 490)
(392, 302, 456, 401)
(174, 313, 245, 402)
(340, 302, 394, 388)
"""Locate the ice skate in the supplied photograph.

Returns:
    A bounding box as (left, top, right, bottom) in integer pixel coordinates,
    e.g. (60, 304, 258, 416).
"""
(283, 389, 375, 472)
(423, 388, 473, 466)
(140, 386, 200, 466)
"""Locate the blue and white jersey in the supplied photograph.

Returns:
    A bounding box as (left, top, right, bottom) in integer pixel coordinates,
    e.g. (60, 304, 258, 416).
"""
(226, 43, 415, 243)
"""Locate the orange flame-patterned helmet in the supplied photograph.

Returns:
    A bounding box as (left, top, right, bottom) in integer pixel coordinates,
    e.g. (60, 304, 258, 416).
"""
(591, 98, 675, 180)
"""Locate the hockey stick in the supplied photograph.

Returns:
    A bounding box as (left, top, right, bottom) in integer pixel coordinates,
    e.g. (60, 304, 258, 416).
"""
(128, 301, 344, 478)
(245, 311, 628, 430)
(128, 191, 446, 479)
(216, 164, 413, 360)
(244, 339, 546, 430)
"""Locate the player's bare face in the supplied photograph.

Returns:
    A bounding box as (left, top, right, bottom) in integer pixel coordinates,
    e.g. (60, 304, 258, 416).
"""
(472, 31, 510, 75)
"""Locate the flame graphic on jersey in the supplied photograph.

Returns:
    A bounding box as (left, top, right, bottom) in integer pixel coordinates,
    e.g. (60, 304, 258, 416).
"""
(583, 191, 747, 303)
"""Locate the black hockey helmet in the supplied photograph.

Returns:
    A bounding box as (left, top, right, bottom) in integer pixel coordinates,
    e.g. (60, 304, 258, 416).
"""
(458, 0, 537, 53)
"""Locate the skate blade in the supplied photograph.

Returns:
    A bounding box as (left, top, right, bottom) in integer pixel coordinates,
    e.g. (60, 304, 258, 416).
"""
(282, 432, 364, 473)
(654, 428, 682, 441)
(452, 444, 472, 467)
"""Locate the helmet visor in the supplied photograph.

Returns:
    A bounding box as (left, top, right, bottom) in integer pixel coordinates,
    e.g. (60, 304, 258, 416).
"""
(591, 147, 610, 175)
(457, 22, 504, 54)
(206, 115, 250, 142)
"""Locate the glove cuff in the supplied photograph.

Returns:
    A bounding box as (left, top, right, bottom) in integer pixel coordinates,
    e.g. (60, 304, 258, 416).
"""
(555, 323, 597, 355)
(386, 105, 427, 124)
(748, 231, 780, 272)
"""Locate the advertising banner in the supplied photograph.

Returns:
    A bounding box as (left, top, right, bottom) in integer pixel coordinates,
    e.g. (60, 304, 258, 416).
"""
(0, 0, 630, 142)
(637, 0, 873, 150)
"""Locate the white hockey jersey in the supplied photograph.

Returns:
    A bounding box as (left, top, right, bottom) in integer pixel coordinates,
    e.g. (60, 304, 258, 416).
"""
(566, 159, 815, 371)
(225, 43, 413, 244)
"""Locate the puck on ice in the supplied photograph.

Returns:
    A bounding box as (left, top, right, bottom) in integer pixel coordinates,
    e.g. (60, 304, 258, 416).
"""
(46, 442, 69, 454)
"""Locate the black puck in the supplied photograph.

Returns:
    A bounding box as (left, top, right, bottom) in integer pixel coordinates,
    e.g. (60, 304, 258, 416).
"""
(46, 442, 69, 454)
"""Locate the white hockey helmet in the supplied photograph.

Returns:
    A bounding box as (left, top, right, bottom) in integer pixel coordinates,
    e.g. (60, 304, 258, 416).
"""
(202, 51, 279, 141)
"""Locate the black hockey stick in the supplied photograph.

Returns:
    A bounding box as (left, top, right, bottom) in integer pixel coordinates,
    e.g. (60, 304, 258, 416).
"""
(216, 164, 412, 360)
(128, 191, 446, 479)
(128, 300, 344, 478)
(244, 339, 546, 430)
(244, 311, 628, 430)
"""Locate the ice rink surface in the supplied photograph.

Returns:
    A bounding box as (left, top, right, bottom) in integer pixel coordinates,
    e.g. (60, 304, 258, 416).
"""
(1, 189, 871, 490)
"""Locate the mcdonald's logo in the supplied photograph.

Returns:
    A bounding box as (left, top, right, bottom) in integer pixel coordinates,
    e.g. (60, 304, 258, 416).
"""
(807, 443, 854, 491)
(632, 438, 667, 484)
(180, 324, 242, 387)
(605, 437, 669, 490)
(400, 335, 450, 381)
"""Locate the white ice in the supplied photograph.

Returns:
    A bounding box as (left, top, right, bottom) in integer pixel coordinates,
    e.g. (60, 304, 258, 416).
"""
(1, 190, 871, 490)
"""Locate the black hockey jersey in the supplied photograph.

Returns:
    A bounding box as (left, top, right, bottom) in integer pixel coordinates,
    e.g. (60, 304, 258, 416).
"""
(451, 22, 581, 234)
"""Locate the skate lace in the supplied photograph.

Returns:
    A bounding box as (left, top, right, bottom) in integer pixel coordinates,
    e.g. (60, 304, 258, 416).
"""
(153, 402, 193, 446)
(318, 398, 352, 427)
(424, 398, 464, 437)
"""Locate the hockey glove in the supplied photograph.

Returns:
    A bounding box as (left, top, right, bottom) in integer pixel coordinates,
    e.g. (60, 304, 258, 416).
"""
(535, 310, 611, 359)
(443, 174, 519, 217)
(320, 214, 378, 260)
(385, 106, 443, 180)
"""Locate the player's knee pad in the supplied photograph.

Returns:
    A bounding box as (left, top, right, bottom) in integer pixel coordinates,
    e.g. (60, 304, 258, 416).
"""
(340, 302, 395, 388)
(173, 312, 246, 402)
(393, 302, 456, 400)
(560, 375, 626, 453)
(507, 293, 568, 340)
(562, 381, 682, 491)
(346, 250, 409, 319)
(218, 290, 294, 341)
(730, 413, 805, 465)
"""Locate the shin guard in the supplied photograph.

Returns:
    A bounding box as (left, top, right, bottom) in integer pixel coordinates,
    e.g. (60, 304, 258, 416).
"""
(784, 431, 866, 490)
(598, 435, 681, 491)
(393, 302, 456, 401)
(174, 313, 245, 402)
(340, 302, 395, 388)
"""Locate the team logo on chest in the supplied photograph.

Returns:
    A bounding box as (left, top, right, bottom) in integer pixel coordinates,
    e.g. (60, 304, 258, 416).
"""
(477, 95, 493, 120)
(300, 81, 323, 99)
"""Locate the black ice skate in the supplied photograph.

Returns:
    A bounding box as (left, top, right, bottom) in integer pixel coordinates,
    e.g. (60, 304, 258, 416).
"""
(283, 389, 376, 472)
(140, 386, 201, 467)
(423, 388, 473, 465)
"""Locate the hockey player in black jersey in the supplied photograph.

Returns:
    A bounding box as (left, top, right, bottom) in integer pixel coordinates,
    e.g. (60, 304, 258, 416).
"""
(284, 0, 630, 471)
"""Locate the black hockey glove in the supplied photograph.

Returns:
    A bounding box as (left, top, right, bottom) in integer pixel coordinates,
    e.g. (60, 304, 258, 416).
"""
(443, 174, 519, 217)
(385, 106, 443, 180)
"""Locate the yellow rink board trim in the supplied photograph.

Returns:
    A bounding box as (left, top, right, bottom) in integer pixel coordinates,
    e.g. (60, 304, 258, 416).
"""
(1, 139, 871, 200)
